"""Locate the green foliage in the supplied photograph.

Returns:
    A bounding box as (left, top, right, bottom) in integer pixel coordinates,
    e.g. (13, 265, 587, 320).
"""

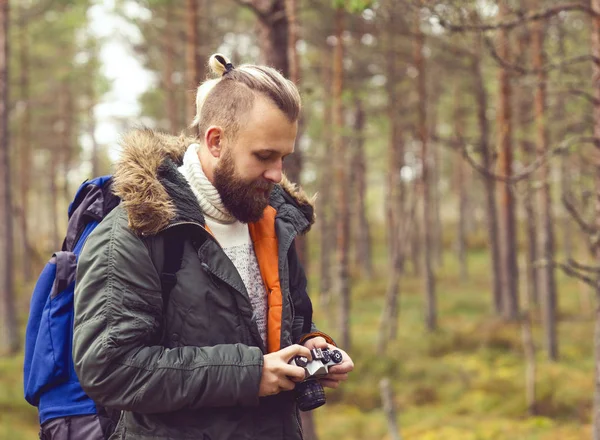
(332, 0, 373, 13)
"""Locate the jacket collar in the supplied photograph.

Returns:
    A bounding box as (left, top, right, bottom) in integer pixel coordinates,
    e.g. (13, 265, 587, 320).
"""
(112, 128, 315, 236)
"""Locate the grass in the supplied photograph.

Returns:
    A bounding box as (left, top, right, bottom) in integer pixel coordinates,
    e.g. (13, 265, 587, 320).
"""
(0, 241, 595, 439)
(310, 245, 595, 439)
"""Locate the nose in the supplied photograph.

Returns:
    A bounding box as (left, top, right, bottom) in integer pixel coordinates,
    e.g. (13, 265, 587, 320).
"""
(263, 160, 283, 184)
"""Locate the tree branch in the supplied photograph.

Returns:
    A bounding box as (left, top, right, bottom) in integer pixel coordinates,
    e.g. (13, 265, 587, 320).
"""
(457, 136, 575, 184)
(566, 258, 600, 273)
(483, 34, 596, 74)
(562, 193, 597, 234)
(544, 260, 598, 288)
(436, 3, 597, 32)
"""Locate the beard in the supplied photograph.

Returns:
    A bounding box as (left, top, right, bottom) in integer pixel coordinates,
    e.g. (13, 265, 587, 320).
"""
(213, 149, 274, 223)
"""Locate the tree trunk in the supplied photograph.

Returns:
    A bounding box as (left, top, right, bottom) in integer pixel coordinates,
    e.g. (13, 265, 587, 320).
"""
(0, 0, 18, 356)
(164, 4, 178, 134)
(414, 22, 436, 332)
(514, 26, 539, 308)
(430, 116, 443, 269)
(379, 2, 405, 353)
(17, 7, 32, 281)
(411, 215, 422, 276)
(88, 65, 100, 177)
(380, 378, 402, 440)
(590, 0, 600, 436)
(284, 0, 306, 264)
(453, 96, 468, 283)
(248, 0, 303, 187)
(531, 0, 558, 361)
(61, 82, 74, 203)
(49, 141, 60, 250)
(496, 0, 519, 320)
(521, 310, 537, 415)
(185, 0, 202, 127)
(318, 57, 333, 306)
(473, 30, 503, 315)
(556, 18, 573, 260)
(351, 97, 372, 278)
(333, 7, 350, 349)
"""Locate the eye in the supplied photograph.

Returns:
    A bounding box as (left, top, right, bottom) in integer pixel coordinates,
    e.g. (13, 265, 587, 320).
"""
(255, 152, 273, 162)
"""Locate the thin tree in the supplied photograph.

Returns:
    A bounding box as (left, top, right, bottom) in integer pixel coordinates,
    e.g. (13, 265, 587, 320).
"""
(0, 0, 18, 355)
(472, 27, 503, 315)
(379, 0, 405, 352)
(332, 5, 351, 349)
(414, 19, 437, 331)
(590, 0, 600, 436)
(453, 91, 469, 282)
(163, 3, 178, 134)
(531, 0, 558, 360)
(17, 5, 32, 281)
(496, 0, 520, 320)
(185, 0, 202, 126)
(318, 54, 333, 306)
(350, 96, 372, 278)
(514, 23, 539, 308)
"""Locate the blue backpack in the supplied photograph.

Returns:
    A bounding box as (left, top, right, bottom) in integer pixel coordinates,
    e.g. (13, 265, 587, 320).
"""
(23, 176, 185, 439)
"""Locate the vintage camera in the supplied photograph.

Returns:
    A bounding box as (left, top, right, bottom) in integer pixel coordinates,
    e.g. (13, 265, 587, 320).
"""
(290, 347, 343, 411)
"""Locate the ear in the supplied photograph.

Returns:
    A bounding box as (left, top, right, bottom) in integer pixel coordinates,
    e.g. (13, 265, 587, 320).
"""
(205, 126, 224, 158)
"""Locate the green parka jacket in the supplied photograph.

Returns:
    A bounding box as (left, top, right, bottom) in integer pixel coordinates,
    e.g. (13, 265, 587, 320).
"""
(72, 129, 333, 440)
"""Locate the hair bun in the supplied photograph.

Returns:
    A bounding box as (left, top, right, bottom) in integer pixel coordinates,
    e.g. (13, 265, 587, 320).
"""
(209, 53, 233, 76)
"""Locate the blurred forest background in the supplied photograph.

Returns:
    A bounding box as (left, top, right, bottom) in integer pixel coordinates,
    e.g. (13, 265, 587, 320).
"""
(1, 0, 600, 438)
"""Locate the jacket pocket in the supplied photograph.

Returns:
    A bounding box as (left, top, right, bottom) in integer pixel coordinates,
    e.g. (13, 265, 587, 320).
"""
(107, 282, 163, 347)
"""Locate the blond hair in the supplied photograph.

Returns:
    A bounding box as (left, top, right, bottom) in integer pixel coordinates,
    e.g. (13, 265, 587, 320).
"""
(191, 54, 301, 140)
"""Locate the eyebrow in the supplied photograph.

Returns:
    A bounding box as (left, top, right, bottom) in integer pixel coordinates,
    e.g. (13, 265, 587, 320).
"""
(254, 149, 294, 156)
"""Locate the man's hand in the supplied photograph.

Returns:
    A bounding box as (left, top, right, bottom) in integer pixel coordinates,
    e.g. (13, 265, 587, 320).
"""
(258, 344, 312, 397)
(302, 337, 354, 389)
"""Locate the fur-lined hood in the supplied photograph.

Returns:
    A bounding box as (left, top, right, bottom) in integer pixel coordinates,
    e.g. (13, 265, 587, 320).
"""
(112, 128, 315, 236)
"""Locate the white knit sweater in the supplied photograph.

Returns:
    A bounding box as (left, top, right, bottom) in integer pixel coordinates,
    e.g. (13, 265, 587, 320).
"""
(178, 143, 268, 346)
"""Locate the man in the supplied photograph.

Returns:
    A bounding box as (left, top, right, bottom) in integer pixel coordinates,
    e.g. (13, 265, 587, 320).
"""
(73, 53, 353, 439)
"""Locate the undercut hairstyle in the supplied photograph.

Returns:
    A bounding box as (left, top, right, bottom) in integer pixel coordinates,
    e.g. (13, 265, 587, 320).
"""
(191, 53, 301, 140)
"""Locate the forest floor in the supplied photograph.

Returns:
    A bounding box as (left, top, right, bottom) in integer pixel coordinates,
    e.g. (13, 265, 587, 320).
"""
(0, 246, 594, 439)
(313, 246, 593, 440)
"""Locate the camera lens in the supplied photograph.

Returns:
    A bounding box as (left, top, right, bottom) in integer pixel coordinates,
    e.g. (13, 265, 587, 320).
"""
(295, 380, 326, 411)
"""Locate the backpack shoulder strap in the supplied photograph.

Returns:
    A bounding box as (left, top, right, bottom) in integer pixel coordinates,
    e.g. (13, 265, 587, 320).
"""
(158, 227, 208, 313)
(160, 229, 186, 310)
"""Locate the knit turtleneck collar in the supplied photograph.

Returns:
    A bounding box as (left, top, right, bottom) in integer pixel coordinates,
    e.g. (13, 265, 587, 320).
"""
(178, 143, 236, 224)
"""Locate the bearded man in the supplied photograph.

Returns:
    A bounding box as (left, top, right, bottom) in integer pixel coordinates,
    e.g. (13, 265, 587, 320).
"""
(72, 54, 353, 440)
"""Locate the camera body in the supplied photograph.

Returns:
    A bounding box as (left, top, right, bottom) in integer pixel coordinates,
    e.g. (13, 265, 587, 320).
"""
(290, 347, 343, 380)
(290, 348, 343, 411)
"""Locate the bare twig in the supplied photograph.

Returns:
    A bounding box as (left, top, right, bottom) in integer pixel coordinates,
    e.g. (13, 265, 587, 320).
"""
(544, 260, 598, 288)
(436, 3, 597, 32)
(562, 194, 597, 234)
(567, 258, 600, 273)
(483, 34, 596, 74)
(458, 136, 574, 184)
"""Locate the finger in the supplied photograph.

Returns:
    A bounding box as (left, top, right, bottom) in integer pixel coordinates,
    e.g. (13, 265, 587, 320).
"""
(280, 344, 312, 361)
(328, 362, 354, 374)
(305, 337, 328, 349)
(319, 379, 340, 389)
(323, 372, 348, 382)
(281, 364, 307, 382)
(279, 376, 298, 392)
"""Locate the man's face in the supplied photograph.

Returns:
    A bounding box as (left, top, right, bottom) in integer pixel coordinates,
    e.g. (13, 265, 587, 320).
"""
(213, 96, 298, 223)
